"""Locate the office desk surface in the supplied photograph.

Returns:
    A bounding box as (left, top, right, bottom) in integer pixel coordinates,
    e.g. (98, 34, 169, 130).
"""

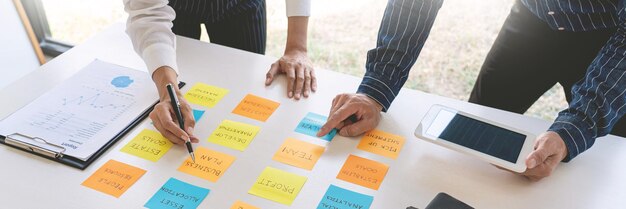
(1, 23, 624, 209)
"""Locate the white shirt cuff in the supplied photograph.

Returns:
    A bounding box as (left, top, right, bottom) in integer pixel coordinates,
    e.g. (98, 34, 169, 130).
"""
(141, 43, 178, 76)
(286, 0, 311, 17)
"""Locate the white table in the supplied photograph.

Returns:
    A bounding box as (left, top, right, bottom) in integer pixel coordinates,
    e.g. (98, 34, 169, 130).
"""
(1, 23, 624, 209)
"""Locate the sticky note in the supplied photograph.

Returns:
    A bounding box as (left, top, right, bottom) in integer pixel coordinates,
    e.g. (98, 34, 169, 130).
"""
(184, 83, 229, 108)
(295, 112, 337, 141)
(317, 185, 374, 209)
(357, 129, 406, 159)
(230, 200, 260, 209)
(178, 147, 236, 182)
(121, 129, 173, 162)
(272, 138, 325, 170)
(208, 120, 260, 151)
(232, 94, 280, 122)
(193, 109, 206, 122)
(81, 160, 146, 198)
(144, 178, 210, 209)
(248, 167, 308, 205)
(337, 155, 389, 190)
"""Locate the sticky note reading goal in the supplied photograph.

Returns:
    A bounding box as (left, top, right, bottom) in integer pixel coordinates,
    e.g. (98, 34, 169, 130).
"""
(120, 129, 173, 162)
(336, 155, 389, 190)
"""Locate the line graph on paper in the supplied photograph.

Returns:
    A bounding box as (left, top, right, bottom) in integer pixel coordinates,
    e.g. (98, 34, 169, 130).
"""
(60, 86, 136, 120)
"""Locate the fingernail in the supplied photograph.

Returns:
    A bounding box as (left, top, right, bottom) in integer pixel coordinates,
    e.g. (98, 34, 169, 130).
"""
(528, 159, 537, 168)
(288, 92, 293, 98)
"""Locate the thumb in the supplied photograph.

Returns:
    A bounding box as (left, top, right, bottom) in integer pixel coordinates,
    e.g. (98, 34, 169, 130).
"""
(266, 63, 280, 85)
(526, 143, 549, 169)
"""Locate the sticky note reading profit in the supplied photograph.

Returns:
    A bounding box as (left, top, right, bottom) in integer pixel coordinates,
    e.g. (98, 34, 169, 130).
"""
(249, 167, 308, 205)
(208, 120, 260, 151)
(337, 155, 389, 190)
(357, 129, 406, 159)
(81, 160, 146, 198)
(295, 112, 337, 141)
(232, 94, 280, 122)
(317, 185, 374, 209)
(273, 138, 325, 170)
(120, 129, 173, 162)
(230, 200, 260, 209)
(145, 178, 210, 209)
(184, 83, 229, 108)
(178, 147, 236, 182)
(193, 109, 206, 122)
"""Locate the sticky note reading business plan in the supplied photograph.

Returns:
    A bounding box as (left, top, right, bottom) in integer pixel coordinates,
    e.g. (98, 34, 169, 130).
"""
(295, 112, 337, 141)
(317, 185, 374, 209)
(337, 155, 389, 190)
(230, 200, 260, 209)
(145, 178, 210, 209)
(232, 94, 280, 122)
(193, 109, 206, 122)
(357, 129, 406, 159)
(184, 83, 229, 108)
(120, 129, 173, 162)
(178, 147, 236, 182)
(249, 167, 308, 205)
(273, 138, 325, 170)
(81, 160, 146, 198)
(208, 120, 260, 151)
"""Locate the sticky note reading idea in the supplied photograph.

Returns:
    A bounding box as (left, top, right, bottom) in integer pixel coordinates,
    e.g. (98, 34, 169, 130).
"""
(295, 112, 337, 141)
(273, 138, 325, 170)
(184, 83, 229, 108)
(81, 160, 146, 198)
(232, 94, 280, 122)
(357, 129, 406, 159)
(145, 178, 210, 209)
(208, 120, 260, 151)
(317, 185, 374, 209)
(249, 167, 308, 205)
(178, 147, 236, 182)
(337, 155, 389, 190)
(121, 129, 173, 162)
(230, 200, 260, 209)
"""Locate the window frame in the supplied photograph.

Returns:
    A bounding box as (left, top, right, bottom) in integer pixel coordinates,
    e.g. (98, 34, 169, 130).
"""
(20, 0, 73, 57)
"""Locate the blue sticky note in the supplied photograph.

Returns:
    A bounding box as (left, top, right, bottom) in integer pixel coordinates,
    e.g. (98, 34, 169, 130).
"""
(317, 185, 374, 209)
(295, 112, 337, 141)
(144, 178, 210, 209)
(192, 109, 206, 122)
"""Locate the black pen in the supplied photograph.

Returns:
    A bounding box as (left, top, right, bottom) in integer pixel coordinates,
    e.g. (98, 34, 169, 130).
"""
(166, 83, 195, 163)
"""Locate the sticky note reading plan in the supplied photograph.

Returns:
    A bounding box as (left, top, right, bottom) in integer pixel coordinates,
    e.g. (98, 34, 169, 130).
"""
(208, 120, 260, 151)
(230, 200, 260, 209)
(232, 94, 280, 122)
(317, 185, 374, 209)
(249, 167, 308, 205)
(337, 155, 389, 190)
(178, 147, 236, 182)
(295, 112, 337, 141)
(357, 129, 406, 159)
(145, 178, 210, 209)
(81, 160, 146, 198)
(184, 83, 229, 108)
(273, 138, 325, 170)
(121, 129, 173, 162)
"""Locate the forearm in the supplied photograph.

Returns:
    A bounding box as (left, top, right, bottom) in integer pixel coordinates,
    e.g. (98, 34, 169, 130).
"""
(285, 16, 309, 54)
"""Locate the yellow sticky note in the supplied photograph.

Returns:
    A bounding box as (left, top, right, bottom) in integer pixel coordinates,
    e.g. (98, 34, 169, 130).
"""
(230, 200, 260, 209)
(357, 129, 406, 159)
(120, 129, 173, 162)
(177, 147, 236, 182)
(337, 155, 389, 190)
(184, 83, 229, 108)
(248, 167, 307, 205)
(272, 138, 325, 170)
(232, 94, 280, 122)
(81, 160, 146, 198)
(208, 120, 260, 151)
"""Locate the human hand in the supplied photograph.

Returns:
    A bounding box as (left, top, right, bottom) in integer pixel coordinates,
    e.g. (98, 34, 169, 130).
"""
(520, 131, 568, 181)
(317, 93, 383, 137)
(265, 50, 317, 100)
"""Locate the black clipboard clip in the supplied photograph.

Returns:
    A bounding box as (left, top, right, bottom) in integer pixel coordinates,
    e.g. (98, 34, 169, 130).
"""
(4, 133, 66, 158)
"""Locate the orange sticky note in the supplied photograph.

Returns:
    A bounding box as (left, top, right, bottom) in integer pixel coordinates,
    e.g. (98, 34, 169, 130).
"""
(177, 147, 236, 182)
(232, 94, 280, 122)
(81, 160, 146, 198)
(272, 138, 325, 170)
(230, 200, 260, 209)
(357, 129, 406, 159)
(336, 155, 389, 190)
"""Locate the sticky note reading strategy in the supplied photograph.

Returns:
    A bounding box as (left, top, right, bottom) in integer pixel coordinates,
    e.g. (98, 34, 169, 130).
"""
(273, 138, 325, 170)
(208, 120, 260, 151)
(145, 178, 210, 209)
(249, 167, 308, 205)
(337, 155, 389, 190)
(184, 83, 229, 108)
(178, 147, 236, 182)
(295, 112, 337, 141)
(357, 129, 406, 159)
(121, 129, 173, 162)
(81, 160, 146, 198)
(230, 200, 260, 209)
(317, 185, 374, 209)
(233, 94, 280, 122)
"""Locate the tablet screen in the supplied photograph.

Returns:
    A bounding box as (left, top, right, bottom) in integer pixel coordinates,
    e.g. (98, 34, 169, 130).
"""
(426, 110, 525, 163)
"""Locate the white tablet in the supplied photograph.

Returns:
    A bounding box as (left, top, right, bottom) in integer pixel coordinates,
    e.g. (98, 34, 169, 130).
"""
(414, 104, 535, 173)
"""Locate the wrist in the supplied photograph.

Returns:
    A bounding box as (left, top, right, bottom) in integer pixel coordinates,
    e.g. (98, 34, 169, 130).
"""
(547, 131, 568, 160)
(358, 93, 383, 112)
(152, 66, 181, 100)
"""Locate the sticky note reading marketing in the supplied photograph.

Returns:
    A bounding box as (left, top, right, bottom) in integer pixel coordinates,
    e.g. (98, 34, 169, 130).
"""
(193, 109, 206, 122)
(145, 178, 210, 209)
(178, 147, 236, 182)
(208, 120, 260, 151)
(337, 155, 389, 190)
(232, 94, 280, 122)
(230, 200, 260, 209)
(184, 83, 229, 108)
(295, 112, 337, 141)
(120, 129, 173, 162)
(81, 160, 146, 198)
(272, 138, 325, 170)
(248, 167, 308, 205)
(357, 129, 406, 159)
(317, 185, 374, 209)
